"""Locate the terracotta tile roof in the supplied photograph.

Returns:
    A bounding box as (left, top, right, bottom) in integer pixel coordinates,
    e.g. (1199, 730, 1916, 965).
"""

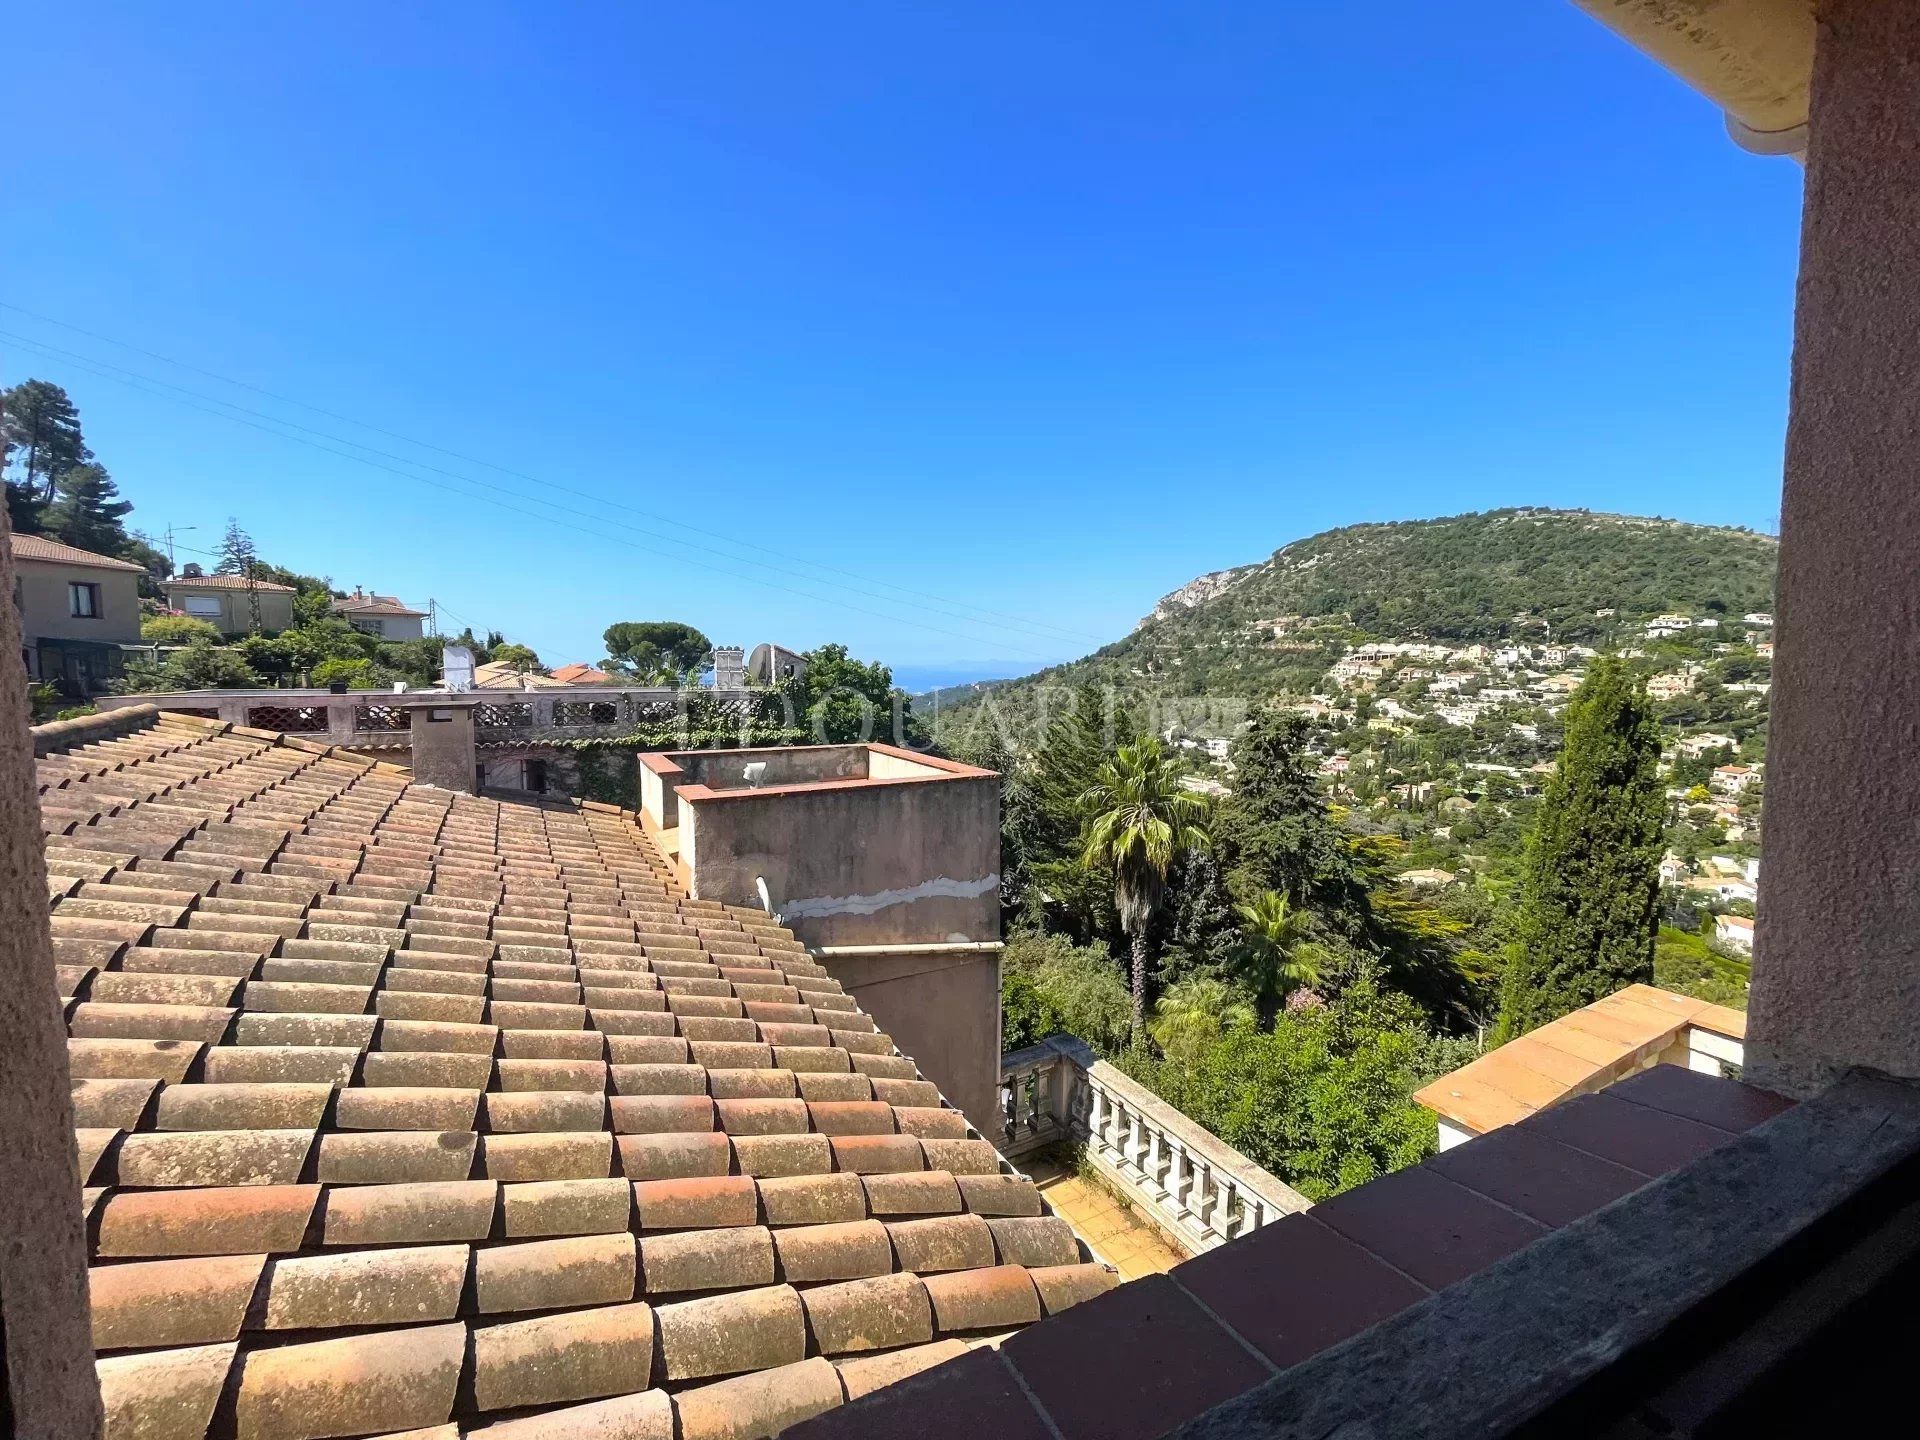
(332, 593, 427, 617)
(9, 532, 148, 572)
(472, 661, 571, 690)
(1412, 984, 1750, 1136)
(791, 1063, 1794, 1440)
(550, 663, 612, 685)
(161, 574, 299, 593)
(33, 708, 1115, 1440)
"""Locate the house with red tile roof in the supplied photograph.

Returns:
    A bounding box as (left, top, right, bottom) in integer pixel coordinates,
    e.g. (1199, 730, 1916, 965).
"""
(8, 533, 148, 695)
(161, 573, 298, 635)
(331, 589, 429, 641)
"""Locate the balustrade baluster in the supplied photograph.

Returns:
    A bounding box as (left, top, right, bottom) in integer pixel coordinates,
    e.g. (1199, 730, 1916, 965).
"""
(1190, 1158, 1217, 1240)
(1144, 1128, 1167, 1197)
(1166, 1141, 1190, 1217)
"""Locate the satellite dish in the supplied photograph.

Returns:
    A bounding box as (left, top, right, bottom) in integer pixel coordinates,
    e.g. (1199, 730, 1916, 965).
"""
(442, 645, 477, 693)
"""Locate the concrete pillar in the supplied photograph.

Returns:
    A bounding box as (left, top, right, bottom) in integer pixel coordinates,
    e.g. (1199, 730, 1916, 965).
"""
(406, 695, 481, 793)
(0, 512, 105, 1438)
(1748, 0, 1920, 1097)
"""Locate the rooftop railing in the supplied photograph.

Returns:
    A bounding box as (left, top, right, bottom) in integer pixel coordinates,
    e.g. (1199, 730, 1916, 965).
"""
(96, 687, 766, 747)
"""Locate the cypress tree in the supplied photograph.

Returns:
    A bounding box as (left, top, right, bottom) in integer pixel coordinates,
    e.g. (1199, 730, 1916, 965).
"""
(1221, 705, 1371, 931)
(1498, 656, 1666, 1037)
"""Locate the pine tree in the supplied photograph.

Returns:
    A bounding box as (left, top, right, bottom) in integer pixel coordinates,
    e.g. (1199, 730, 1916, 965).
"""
(214, 517, 258, 576)
(1498, 656, 1666, 1037)
(1, 379, 92, 504)
(1027, 683, 1132, 940)
(45, 463, 134, 555)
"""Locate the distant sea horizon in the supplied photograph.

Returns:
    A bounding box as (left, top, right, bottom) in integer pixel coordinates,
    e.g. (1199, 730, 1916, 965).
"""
(892, 660, 1053, 695)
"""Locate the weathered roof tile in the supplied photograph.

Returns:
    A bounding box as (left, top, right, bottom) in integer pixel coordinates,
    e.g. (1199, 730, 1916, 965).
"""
(469, 1303, 656, 1412)
(89, 1253, 267, 1351)
(232, 1322, 465, 1440)
(655, 1284, 805, 1381)
(97, 1341, 238, 1440)
(671, 1356, 844, 1440)
(802, 1273, 932, 1355)
(473, 1233, 637, 1313)
(262, 1244, 470, 1329)
(923, 1264, 1042, 1333)
(632, 1175, 759, 1231)
(320, 1180, 498, 1246)
(639, 1226, 775, 1294)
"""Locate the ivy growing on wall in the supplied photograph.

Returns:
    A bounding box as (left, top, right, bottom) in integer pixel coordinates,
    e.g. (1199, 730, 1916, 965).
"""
(549, 725, 813, 756)
(570, 748, 639, 808)
(537, 725, 814, 806)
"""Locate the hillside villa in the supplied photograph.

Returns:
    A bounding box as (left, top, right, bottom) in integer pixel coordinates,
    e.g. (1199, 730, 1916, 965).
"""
(8, 533, 146, 696)
(331, 588, 428, 640)
(161, 573, 298, 635)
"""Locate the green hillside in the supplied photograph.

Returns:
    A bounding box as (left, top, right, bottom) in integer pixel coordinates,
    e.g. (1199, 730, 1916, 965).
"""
(924, 508, 1777, 738)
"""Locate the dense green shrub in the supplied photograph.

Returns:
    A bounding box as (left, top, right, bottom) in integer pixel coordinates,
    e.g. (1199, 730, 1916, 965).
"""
(1122, 971, 1446, 1200)
(311, 657, 380, 689)
(141, 615, 221, 645)
(116, 641, 260, 692)
(999, 931, 1132, 1055)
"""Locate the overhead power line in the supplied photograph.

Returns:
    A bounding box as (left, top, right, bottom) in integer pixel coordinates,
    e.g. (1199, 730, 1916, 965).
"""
(0, 299, 1103, 650)
(0, 330, 1066, 662)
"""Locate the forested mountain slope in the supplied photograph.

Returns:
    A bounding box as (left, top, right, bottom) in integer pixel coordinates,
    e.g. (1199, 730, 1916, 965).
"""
(924, 509, 1777, 733)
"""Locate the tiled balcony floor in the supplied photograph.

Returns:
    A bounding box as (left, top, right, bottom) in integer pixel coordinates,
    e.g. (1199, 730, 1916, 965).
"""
(1026, 1157, 1185, 1279)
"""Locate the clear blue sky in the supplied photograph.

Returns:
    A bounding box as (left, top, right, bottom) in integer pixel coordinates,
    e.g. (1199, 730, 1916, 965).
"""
(3, 3, 1804, 685)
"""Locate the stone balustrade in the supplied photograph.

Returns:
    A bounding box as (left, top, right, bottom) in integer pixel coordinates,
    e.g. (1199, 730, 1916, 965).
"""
(999, 1034, 1311, 1256)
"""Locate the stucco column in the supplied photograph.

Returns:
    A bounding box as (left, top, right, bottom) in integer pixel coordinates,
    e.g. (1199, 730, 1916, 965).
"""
(406, 695, 482, 793)
(0, 511, 105, 1437)
(1747, 1, 1920, 1096)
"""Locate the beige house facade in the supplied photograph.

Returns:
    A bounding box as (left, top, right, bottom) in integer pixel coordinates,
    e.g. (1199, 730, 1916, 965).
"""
(7, 534, 145, 695)
(331, 588, 427, 640)
(159, 573, 297, 634)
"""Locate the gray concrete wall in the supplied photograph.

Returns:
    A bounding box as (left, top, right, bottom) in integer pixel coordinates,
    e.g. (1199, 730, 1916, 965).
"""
(13, 557, 142, 645)
(1749, 0, 1920, 1096)
(408, 699, 480, 793)
(682, 769, 1000, 948)
(0, 516, 106, 1438)
(820, 948, 1004, 1138)
(676, 744, 870, 790)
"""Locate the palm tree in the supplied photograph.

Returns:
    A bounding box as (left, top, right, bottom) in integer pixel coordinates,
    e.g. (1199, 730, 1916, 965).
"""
(1079, 737, 1211, 1039)
(1149, 977, 1255, 1065)
(1233, 890, 1324, 1023)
